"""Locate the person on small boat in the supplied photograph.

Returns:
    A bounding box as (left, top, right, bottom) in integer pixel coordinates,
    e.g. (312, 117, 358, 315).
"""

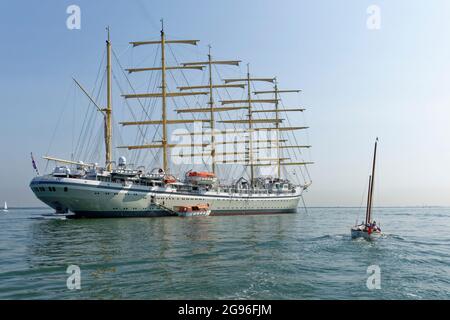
(371, 221, 381, 232)
(364, 221, 380, 233)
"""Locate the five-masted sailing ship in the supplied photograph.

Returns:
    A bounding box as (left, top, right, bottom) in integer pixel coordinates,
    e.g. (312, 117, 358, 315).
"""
(30, 24, 313, 217)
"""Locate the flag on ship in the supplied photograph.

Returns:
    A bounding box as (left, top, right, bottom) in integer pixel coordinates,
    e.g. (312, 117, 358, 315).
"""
(31, 152, 40, 175)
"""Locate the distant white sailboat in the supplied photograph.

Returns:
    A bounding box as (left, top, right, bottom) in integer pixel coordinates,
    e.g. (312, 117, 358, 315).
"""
(3, 201, 8, 212)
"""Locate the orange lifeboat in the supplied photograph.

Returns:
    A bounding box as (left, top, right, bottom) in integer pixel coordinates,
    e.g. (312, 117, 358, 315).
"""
(164, 175, 177, 184)
(187, 171, 216, 178)
(186, 171, 217, 185)
(175, 203, 211, 217)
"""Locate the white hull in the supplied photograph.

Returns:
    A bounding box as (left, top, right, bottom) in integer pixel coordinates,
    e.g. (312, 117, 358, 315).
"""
(30, 176, 301, 218)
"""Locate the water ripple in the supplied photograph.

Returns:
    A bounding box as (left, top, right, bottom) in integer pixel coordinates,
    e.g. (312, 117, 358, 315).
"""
(0, 207, 450, 299)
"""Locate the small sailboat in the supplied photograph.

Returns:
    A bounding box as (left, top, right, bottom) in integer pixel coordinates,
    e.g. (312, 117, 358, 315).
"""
(3, 201, 8, 212)
(351, 138, 382, 240)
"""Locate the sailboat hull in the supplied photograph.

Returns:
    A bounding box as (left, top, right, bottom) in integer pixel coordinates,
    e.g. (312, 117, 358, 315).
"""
(351, 228, 382, 240)
(30, 176, 301, 218)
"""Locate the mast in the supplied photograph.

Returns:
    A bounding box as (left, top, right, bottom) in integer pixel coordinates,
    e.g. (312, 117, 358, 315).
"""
(219, 78, 311, 170)
(160, 20, 168, 172)
(208, 45, 216, 174)
(105, 26, 113, 171)
(367, 138, 378, 223)
(274, 80, 281, 178)
(122, 22, 205, 173)
(365, 175, 372, 224)
(254, 85, 303, 177)
(172, 53, 242, 173)
(246, 64, 255, 183)
(221, 65, 276, 183)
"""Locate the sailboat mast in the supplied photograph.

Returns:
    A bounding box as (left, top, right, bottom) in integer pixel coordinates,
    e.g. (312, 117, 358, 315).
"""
(368, 138, 378, 223)
(208, 46, 216, 174)
(105, 27, 113, 171)
(274, 80, 281, 179)
(160, 21, 168, 172)
(246, 64, 254, 184)
(365, 175, 372, 224)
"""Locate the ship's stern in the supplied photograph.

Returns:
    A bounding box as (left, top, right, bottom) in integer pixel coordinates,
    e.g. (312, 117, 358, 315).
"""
(29, 176, 69, 213)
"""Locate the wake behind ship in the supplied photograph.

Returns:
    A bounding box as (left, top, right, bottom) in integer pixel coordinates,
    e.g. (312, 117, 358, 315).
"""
(30, 24, 313, 218)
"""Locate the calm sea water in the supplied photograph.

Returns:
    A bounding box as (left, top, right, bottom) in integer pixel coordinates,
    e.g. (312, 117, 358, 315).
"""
(0, 207, 449, 299)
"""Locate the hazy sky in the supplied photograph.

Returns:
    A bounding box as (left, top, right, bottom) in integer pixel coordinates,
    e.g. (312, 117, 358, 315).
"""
(1, 0, 450, 207)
